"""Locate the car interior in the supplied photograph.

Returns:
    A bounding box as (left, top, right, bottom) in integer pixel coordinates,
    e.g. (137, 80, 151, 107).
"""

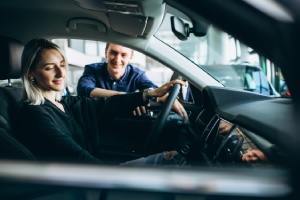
(0, 0, 300, 200)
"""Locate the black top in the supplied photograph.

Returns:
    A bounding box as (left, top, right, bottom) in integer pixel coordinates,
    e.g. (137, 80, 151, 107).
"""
(18, 92, 146, 163)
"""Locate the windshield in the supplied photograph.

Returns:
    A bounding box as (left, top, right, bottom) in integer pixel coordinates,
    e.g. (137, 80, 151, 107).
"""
(155, 9, 287, 97)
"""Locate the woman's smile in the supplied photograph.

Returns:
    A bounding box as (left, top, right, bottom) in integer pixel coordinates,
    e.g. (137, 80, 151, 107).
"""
(53, 79, 64, 85)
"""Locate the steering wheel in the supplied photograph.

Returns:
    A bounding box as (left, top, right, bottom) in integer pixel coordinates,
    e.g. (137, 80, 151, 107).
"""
(143, 83, 181, 155)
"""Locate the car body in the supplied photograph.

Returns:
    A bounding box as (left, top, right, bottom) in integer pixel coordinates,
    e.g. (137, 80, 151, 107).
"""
(280, 80, 291, 97)
(0, 0, 300, 200)
(200, 64, 280, 97)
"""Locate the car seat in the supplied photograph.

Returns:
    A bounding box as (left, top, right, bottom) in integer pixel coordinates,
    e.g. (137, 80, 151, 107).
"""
(0, 36, 35, 160)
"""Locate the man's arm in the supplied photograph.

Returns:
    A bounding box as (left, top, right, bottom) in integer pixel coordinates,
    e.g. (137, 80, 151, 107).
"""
(78, 64, 127, 98)
(77, 64, 98, 97)
(90, 88, 126, 98)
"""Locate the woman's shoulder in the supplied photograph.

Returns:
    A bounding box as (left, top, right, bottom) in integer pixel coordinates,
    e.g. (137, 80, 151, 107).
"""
(61, 95, 89, 103)
(22, 101, 45, 110)
(20, 101, 51, 120)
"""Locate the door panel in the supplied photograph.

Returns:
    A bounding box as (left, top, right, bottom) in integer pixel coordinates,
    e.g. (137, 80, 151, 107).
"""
(98, 87, 203, 164)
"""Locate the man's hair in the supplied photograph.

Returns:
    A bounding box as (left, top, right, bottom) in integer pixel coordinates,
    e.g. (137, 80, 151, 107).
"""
(105, 43, 134, 56)
(21, 38, 68, 105)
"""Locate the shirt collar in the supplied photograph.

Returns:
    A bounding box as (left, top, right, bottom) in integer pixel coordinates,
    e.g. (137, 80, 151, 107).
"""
(105, 62, 129, 82)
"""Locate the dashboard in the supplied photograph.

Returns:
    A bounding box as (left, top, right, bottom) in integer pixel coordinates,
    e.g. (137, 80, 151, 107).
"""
(190, 110, 270, 166)
(177, 86, 292, 167)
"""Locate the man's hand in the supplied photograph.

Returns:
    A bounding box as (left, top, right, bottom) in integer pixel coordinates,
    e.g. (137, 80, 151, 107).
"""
(132, 104, 149, 116)
(140, 80, 189, 120)
(157, 95, 189, 120)
(150, 80, 186, 97)
(219, 121, 233, 134)
(173, 98, 189, 120)
(242, 148, 267, 163)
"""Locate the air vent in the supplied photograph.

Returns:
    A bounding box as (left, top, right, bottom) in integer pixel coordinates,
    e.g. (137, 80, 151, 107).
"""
(200, 115, 219, 151)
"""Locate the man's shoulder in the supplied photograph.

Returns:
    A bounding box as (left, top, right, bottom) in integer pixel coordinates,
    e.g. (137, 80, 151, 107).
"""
(127, 64, 145, 74)
(85, 62, 106, 70)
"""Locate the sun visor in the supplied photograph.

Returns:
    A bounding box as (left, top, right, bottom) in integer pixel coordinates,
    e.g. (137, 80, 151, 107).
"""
(109, 13, 148, 37)
(74, 0, 144, 15)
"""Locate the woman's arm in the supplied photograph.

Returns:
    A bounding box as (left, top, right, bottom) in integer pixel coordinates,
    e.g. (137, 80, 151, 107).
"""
(99, 80, 188, 119)
(100, 92, 145, 120)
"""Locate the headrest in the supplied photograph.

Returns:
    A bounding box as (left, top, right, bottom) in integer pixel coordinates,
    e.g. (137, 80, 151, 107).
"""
(0, 36, 24, 80)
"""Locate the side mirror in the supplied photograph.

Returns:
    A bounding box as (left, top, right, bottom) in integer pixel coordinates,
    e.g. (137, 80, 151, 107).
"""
(170, 16, 210, 41)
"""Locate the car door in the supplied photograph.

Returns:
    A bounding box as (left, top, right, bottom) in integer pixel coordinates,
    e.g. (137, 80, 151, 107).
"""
(97, 72, 203, 164)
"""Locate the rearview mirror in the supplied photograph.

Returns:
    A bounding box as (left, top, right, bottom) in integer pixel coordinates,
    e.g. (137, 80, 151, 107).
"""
(170, 16, 190, 41)
(171, 16, 210, 41)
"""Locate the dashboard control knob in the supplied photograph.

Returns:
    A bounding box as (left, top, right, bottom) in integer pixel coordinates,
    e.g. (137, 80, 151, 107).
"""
(181, 144, 190, 154)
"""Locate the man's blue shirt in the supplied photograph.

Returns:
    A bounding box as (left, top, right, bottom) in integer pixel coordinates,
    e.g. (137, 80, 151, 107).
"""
(77, 62, 158, 97)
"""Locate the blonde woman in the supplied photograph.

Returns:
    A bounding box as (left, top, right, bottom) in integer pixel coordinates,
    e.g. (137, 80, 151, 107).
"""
(18, 39, 186, 165)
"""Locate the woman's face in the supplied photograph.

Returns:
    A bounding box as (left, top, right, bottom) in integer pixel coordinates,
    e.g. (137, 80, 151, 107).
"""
(30, 49, 66, 93)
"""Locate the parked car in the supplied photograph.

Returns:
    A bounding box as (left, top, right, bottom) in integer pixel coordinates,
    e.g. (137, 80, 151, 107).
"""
(0, 0, 300, 200)
(280, 81, 291, 97)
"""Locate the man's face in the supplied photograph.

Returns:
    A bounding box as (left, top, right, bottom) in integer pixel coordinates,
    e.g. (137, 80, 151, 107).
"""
(105, 43, 133, 80)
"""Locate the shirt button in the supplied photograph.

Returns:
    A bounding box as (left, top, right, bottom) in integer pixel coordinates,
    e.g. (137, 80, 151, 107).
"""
(113, 82, 116, 85)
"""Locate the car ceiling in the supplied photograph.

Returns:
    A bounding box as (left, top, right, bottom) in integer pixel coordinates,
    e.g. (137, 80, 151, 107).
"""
(1, 0, 300, 102)
(0, 0, 165, 47)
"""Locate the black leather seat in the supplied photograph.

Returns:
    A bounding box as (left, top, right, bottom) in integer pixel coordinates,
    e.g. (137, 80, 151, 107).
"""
(0, 36, 35, 160)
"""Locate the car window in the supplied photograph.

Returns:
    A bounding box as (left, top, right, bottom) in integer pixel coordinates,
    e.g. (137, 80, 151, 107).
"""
(155, 8, 285, 98)
(0, 79, 23, 87)
(52, 39, 173, 96)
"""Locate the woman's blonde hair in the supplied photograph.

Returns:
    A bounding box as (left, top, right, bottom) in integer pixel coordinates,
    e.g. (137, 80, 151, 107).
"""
(21, 39, 68, 105)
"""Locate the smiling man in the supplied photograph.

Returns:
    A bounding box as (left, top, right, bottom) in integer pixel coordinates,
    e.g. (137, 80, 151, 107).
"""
(77, 43, 188, 119)
(77, 43, 158, 99)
